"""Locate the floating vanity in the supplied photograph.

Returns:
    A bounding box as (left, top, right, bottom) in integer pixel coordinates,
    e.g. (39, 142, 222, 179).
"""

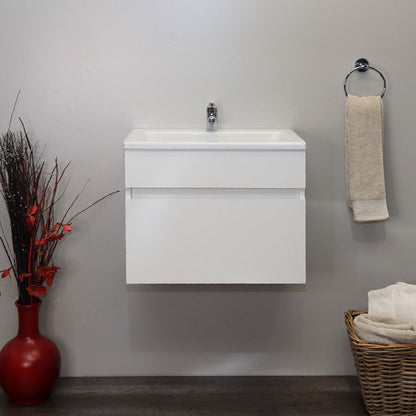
(124, 129, 306, 284)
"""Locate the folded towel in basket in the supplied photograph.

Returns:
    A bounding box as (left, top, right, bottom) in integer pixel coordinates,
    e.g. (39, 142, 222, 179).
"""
(369, 282, 416, 321)
(354, 313, 416, 345)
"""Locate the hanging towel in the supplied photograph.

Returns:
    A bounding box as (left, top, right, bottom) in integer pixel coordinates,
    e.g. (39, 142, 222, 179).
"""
(345, 95, 389, 222)
(354, 313, 416, 345)
(368, 282, 416, 321)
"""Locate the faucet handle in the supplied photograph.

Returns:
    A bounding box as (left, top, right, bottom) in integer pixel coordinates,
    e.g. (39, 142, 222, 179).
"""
(207, 102, 217, 115)
(206, 103, 218, 131)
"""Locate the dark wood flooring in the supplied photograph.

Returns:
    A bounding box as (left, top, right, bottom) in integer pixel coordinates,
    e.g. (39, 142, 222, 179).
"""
(0, 376, 367, 415)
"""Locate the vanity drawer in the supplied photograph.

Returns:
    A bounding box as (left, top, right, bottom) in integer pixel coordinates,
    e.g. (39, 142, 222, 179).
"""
(125, 148, 305, 189)
(126, 192, 305, 284)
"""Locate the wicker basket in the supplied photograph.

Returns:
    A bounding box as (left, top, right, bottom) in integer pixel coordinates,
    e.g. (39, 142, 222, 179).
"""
(345, 310, 416, 415)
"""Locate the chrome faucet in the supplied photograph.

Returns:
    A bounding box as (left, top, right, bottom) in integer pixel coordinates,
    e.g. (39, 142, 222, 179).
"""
(206, 103, 217, 131)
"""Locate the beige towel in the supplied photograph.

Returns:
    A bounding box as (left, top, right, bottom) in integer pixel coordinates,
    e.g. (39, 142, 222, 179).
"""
(345, 95, 389, 222)
(369, 282, 416, 321)
(354, 313, 416, 345)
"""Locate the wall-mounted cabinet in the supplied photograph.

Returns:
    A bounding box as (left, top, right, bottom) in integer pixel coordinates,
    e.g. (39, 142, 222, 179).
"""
(124, 129, 306, 284)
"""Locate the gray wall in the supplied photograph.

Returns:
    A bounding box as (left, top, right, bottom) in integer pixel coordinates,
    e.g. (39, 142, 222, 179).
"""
(0, 0, 414, 376)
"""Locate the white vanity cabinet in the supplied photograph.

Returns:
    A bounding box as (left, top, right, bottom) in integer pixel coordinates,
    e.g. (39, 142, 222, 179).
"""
(124, 129, 306, 284)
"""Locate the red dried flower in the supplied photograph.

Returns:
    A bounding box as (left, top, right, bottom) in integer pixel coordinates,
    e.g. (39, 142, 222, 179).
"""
(37, 266, 59, 277)
(35, 233, 65, 246)
(61, 224, 72, 234)
(27, 285, 48, 297)
(26, 205, 38, 229)
(18, 273, 32, 282)
(28, 206, 37, 215)
(37, 266, 60, 286)
(46, 233, 65, 242)
(1, 268, 11, 279)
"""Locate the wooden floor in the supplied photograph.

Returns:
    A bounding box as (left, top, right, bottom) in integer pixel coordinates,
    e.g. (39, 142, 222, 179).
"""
(0, 376, 367, 416)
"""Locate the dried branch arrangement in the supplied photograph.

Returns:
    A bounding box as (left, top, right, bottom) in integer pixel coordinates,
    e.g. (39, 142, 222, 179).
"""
(0, 105, 117, 304)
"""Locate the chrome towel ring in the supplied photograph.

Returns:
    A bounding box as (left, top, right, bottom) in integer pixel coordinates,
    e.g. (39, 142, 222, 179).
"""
(344, 58, 387, 98)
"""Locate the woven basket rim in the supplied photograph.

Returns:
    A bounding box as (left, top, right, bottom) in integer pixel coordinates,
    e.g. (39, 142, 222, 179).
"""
(345, 309, 416, 351)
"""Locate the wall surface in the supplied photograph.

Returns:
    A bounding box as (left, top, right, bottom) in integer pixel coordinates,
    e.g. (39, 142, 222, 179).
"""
(0, 0, 415, 376)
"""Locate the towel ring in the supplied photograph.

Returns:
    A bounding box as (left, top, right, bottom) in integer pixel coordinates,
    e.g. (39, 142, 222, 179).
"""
(344, 58, 387, 98)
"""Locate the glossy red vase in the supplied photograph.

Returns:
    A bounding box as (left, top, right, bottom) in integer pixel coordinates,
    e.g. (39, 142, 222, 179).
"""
(0, 301, 61, 405)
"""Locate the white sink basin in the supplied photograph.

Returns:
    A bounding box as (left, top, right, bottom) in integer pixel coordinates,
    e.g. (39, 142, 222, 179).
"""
(124, 129, 305, 150)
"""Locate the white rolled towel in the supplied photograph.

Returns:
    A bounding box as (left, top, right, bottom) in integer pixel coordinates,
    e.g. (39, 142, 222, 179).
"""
(354, 313, 416, 345)
(368, 282, 416, 321)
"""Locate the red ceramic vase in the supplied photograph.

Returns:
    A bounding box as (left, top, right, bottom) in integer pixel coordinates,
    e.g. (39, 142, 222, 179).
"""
(0, 301, 61, 405)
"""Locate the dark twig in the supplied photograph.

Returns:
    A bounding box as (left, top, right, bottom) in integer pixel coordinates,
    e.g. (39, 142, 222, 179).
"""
(67, 190, 119, 224)
(8, 90, 21, 132)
